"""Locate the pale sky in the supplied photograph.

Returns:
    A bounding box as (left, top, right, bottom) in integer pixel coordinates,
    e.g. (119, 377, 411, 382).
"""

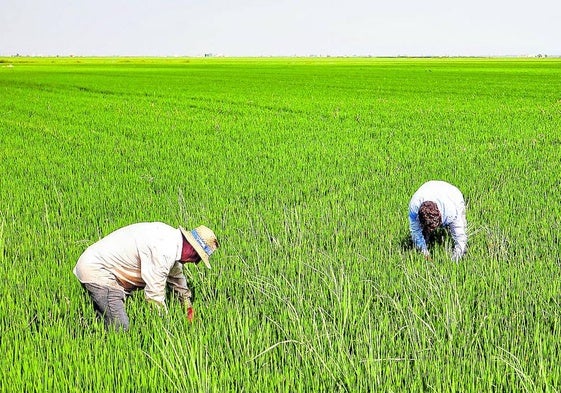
(1, 0, 559, 57)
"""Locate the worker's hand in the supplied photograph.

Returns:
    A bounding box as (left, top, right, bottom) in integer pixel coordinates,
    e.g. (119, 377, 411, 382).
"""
(147, 299, 167, 315)
(423, 250, 431, 261)
(452, 246, 464, 262)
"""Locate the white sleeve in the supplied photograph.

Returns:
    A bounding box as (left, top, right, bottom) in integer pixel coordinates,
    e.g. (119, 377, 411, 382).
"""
(166, 262, 192, 305)
(449, 205, 468, 259)
(139, 246, 172, 307)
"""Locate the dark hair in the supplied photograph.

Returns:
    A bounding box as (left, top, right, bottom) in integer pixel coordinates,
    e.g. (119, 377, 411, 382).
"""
(418, 201, 441, 237)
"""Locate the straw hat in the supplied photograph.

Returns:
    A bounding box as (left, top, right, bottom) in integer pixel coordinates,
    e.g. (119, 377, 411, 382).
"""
(180, 225, 218, 269)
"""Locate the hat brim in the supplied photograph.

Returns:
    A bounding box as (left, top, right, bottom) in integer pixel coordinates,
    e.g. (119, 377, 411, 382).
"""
(180, 226, 211, 269)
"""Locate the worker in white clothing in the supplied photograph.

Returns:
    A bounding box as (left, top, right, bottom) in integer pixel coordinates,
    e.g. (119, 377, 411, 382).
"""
(409, 180, 467, 261)
(74, 222, 219, 331)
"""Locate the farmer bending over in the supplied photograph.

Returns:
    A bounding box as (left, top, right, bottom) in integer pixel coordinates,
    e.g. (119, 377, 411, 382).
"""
(409, 180, 467, 261)
(74, 222, 218, 331)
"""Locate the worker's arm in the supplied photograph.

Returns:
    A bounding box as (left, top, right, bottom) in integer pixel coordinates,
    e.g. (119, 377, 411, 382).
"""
(448, 209, 468, 261)
(167, 262, 193, 309)
(139, 247, 171, 313)
(409, 211, 429, 257)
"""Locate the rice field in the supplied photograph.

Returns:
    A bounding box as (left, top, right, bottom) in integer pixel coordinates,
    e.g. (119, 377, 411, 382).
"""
(1, 56, 560, 392)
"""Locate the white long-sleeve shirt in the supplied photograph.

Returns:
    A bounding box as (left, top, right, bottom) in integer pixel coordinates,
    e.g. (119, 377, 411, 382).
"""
(408, 181, 468, 259)
(73, 222, 190, 307)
